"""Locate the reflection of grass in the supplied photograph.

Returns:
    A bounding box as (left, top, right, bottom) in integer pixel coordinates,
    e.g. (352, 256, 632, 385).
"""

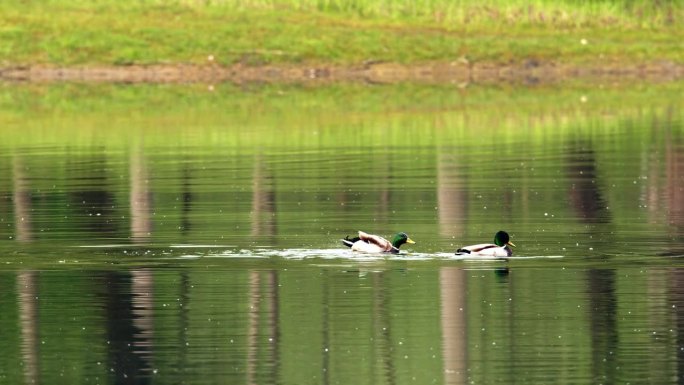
(0, 1, 681, 66)
(0, 82, 682, 149)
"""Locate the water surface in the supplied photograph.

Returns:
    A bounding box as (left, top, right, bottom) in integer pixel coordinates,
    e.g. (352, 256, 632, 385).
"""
(0, 82, 683, 384)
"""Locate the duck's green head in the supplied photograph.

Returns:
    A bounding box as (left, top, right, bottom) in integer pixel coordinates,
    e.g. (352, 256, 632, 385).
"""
(392, 232, 415, 248)
(494, 231, 515, 248)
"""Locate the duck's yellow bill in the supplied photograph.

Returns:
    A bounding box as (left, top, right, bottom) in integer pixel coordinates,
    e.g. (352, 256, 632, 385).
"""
(507, 241, 516, 247)
(406, 238, 416, 244)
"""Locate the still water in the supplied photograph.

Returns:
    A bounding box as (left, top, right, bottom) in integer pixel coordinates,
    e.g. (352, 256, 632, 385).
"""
(0, 82, 683, 384)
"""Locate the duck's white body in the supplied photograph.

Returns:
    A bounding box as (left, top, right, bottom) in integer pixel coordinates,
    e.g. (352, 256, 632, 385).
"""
(455, 231, 515, 257)
(344, 231, 399, 253)
(346, 231, 399, 253)
(455, 243, 513, 257)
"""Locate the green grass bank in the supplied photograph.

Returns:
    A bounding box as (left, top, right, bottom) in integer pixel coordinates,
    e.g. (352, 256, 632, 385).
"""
(0, 0, 682, 77)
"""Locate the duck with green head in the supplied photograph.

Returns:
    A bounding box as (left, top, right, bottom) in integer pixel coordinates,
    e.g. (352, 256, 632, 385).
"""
(342, 231, 415, 254)
(455, 230, 516, 257)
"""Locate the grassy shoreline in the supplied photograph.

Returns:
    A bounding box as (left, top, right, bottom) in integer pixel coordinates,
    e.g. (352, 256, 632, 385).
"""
(0, 1, 682, 79)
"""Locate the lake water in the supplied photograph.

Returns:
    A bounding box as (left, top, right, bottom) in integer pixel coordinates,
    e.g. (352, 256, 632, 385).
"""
(0, 81, 683, 384)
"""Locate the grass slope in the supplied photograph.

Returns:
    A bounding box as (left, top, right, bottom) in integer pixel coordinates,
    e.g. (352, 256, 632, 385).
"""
(0, 1, 682, 67)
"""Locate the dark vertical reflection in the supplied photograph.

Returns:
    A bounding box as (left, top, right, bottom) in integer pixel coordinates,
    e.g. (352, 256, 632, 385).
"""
(566, 142, 610, 224)
(566, 137, 619, 380)
(130, 150, 152, 243)
(665, 127, 684, 235)
(586, 269, 618, 385)
(437, 152, 467, 238)
(12, 156, 33, 242)
(666, 115, 684, 383)
(246, 270, 280, 385)
(645, 136, 662, 226)
(251, 154, 277, 239)
(103, 271, 154, 385)
(321, 271, 330, 385)
(375, 153, 392, 226)
(180, 165, 193, 236)
(265, 271, 280, 384)
(131, 270, 155, 376)
(67, 152, 119, 236)
(176, 272, 190, 379)
(371, 272, 396, 385)
(18, 271, 40, 385)
(440, 267, 467, 385)
(569, 139, 619, 381)
(669, 268, 684, 384)
(648, 113, 683, 256)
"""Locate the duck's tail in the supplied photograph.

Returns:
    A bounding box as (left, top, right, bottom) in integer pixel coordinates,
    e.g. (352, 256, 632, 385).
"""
(342, 236, 360, 248)
(455, 248, 471, 255)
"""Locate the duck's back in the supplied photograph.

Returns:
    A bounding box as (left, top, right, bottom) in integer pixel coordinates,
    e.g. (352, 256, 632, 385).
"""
(357, 231, 394, 252)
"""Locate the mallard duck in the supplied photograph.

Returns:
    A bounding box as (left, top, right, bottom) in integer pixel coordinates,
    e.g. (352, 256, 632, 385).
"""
(342, 231, 415, 254)
(455, 231, 516, 257)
